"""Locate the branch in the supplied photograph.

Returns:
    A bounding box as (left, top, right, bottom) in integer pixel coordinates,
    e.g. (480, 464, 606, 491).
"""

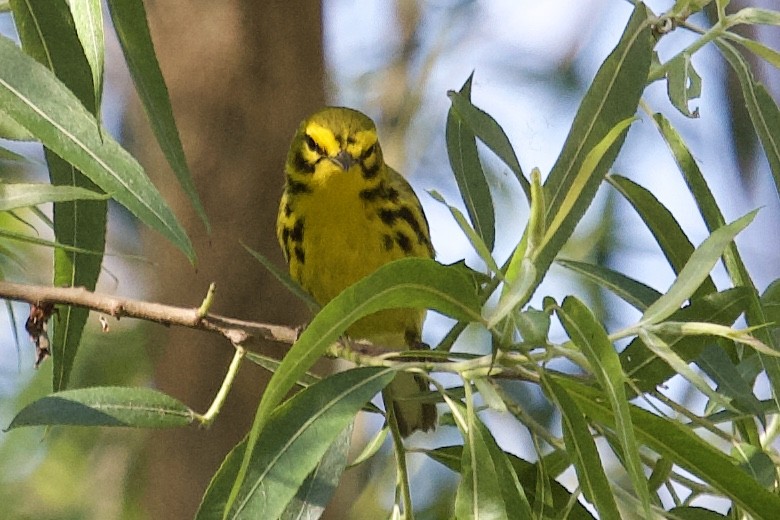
(0, 279, 296, 350)
(0, 280, 541, 381)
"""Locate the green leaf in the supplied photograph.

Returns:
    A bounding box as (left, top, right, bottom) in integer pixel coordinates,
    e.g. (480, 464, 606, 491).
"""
(428, 190, 501, 276)
(725, 33, 780, 69)
(557, 297, 650, 517)
(559, 377, 780, 520)
(539, 3, 653, 283)
(446, 73, 496, 251)
(278, 423, 352, 520)
(608, 174, 715, 298)
(11, 0, 98, 113)
(621, 288, 751, 394)
(11, 0, 109, 391)
(0, 109, 35, 140)
(200, 367, 393, 520)
(0, 182, 107, 210)
(542, 376, 620, 520)
(697, 345, 764, 417)
(7, 386, 194, 428)
(638, 329, 738, 412)
(106, 0, 209, 232)
(652, 110, 780, 422)
(0, 227, 108, 255)
(447, 89, 530, 200)
(228, 258, 482, 513)
(69, 0, 104, 120)
(729, 7, 780, 26)
(514, 307, 550, 345)
(640, 211, 756, 326)
(427, 446, 595, 520)
(242, 242, 319, 312)
(453, 392, 530, 520)
(556, 258, 661, 311)
(717, 41, 780, 201)
(0, 34, 194, 262)
(666, 53, 701, 118)
(667, 506, 730, 519)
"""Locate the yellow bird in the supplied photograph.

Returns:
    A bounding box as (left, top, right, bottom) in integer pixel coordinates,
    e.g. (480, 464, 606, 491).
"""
(277, 107, 436, 437)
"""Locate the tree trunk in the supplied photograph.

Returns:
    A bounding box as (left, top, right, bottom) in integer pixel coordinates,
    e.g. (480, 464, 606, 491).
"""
(124, 2, 324, 518)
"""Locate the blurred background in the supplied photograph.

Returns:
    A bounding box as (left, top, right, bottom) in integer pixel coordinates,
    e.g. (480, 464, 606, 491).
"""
(1, 0, 779, 518)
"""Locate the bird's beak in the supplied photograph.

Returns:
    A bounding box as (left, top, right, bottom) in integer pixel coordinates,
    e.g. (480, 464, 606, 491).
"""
(330, 150, 356, 171)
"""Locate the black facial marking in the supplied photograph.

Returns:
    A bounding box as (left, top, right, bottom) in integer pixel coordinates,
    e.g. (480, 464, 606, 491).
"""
(292, 150, 315, 174)
(382, 234, 394, 251)
(284, 203, 293, 217)
(361, 160, 380, 179)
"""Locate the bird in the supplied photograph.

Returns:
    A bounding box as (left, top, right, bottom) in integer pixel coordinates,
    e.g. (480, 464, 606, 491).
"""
(277, 106, 437, 437)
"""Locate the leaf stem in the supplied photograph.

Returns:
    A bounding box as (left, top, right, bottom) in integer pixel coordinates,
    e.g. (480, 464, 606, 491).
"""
(195, 346, 246, 426)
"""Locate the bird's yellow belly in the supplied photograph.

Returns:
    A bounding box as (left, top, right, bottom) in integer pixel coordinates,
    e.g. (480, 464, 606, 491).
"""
(294, 191, 423, 344)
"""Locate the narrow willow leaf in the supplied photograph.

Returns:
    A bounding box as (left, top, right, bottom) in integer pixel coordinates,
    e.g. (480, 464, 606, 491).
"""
(228, 258, 483, 513)
(0, 182, 107, 210)
(11, 0, 97, 112)
(106, 0, 209, 232)
(347, 426, 388, 468)
(453, 393, 529, 520)
(539, 3, 652, 289)
(622, 288, 751, 394)
(0, 109, 34, 140)
(0, 228, 107, 255)
(725, 32, 780, 69)
(428, 190, 501, 276)
(11, 0, 109, 390)
(608, 174, 717, 300)
(243, 242, 319, 311)
(556, 258, 662, 311)
(638, 329, 737, 412)
(698, 345, 764, 418)
(7, 386, 194, 428)
(446, 73, 495, 251)
(653, 109, 780, 418)
(279, 423, 353, 520)
(427, 446, 595, 520)
(490, 169, 542, 326)
(718, 41, 780, 200)
(640, 211, 756, 326)
(666, 52, 701, 118)
(514, 307, 550, 345)
(559, 376, 780, 519)
(69, 0, 104, 118)
(0, 35, 194, 261)
(217, 368, 393, 519)
(447, 90, 530, 200)
(542, 376, 620, 520)
(557, 297, 650, 517)
(729, 7, 780, 26)
(540, 117, 636, 256)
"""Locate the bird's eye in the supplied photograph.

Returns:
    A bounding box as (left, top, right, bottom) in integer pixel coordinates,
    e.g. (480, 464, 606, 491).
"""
(363, 143, 377, 159)
(305, 135, 323, 155)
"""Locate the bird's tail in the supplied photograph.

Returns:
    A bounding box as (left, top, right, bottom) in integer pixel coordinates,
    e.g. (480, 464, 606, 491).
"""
(383, 371, 437, 437)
